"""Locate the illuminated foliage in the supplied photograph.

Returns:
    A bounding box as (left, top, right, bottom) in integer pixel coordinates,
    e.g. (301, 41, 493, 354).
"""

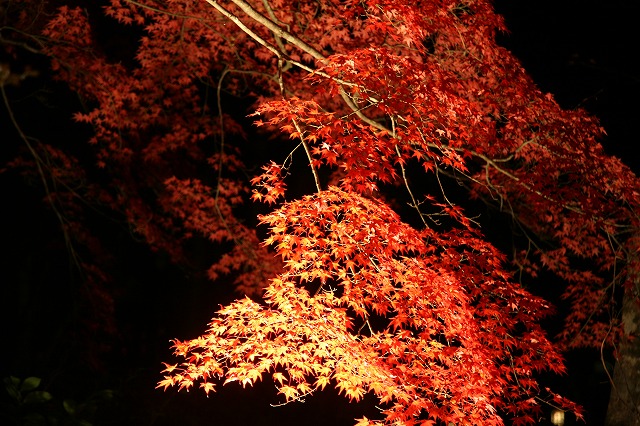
(6, 0, 639, 424)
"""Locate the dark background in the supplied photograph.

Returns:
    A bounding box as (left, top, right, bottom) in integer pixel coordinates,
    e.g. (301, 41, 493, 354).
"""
(494, 0, 639, 423)
(2, 0, 638, 424)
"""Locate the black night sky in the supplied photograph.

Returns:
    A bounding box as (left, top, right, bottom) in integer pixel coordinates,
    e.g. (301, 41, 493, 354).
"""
(1, 1, 639, 425)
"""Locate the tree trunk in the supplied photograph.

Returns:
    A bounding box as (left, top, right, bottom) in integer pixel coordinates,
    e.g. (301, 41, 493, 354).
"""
(606, 289, 640, 426)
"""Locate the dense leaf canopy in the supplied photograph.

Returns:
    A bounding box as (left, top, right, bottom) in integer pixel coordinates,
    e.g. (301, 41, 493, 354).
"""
(3, 0, 639, 425)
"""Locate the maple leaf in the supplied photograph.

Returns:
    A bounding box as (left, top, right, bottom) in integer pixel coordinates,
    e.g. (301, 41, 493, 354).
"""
(314, 375, 330, 390)
(16, 0, 639, 424)
(279, 385, 299, 401)
(156, 377, 174, 391)
(272, 372, 287, 385)
(200, 382, 216, 395)
(355, 417, 374, 426)
(161, 363, 178, 373)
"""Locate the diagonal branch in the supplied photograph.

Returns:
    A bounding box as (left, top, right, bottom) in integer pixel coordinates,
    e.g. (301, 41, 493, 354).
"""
(210, 0, 325, 61)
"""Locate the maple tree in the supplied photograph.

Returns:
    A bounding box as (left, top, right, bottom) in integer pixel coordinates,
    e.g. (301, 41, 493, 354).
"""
(3, 0, 640, 424)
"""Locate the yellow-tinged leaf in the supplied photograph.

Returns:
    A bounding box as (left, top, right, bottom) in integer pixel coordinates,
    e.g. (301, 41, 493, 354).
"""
(296, 381, 312, 394)
(315, 375, 331, 390)
(355, 416, 373, 426)
(200, 382, 216, 395)
(161, 363, 178, 373)
(156, 376, 174, 391)
(272, 372, 287, 385)
(279, 385, 299, 401)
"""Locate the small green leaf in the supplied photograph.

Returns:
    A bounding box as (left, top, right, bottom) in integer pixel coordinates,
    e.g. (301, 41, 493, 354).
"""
(63, 399, 77, 415)
(24, 390, 53, 404)
(21, 377, 41, 392)
(5, 376, 21, 388)
(94, 389, 114, 400)
(4, 376, 21, 400)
